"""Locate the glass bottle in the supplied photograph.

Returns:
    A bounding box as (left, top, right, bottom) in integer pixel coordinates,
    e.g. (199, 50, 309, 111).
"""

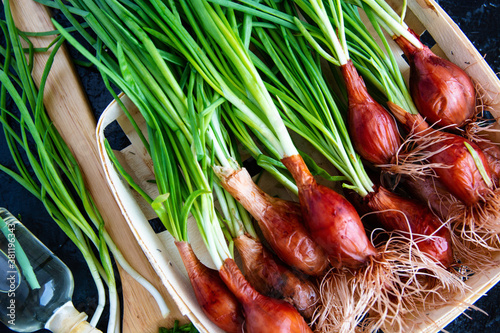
(0, 208, 101, 333)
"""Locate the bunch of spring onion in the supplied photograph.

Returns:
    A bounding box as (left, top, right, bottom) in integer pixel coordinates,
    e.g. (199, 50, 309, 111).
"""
(208, 98, 322, 320)
(354, 0, 476, 129)
(340, 0, 499, 269)
(286, 0, 498, 266)
(47, 0, 473, 331)
(208, 2, 468, 331)
(100, 40, 247, 331)
(351, 0, 500, 263)
(284, 0, 496, 227)
(0, 2, 168, 332)
(247, 0, 403, 166)
(213, 0, 417, 162)
(164, 0, 465, 330)
(55, 0, 374, 272)
(178, 0, 379, 272)
(338, 0, 500, 277)
(108, 103, 245, 333)
(51, 1, 318, 330)
(273, 0, 455, 260)
(269, 0, 498, 268)
(55, 4, 245, 329)
(135, 0, 464, 329)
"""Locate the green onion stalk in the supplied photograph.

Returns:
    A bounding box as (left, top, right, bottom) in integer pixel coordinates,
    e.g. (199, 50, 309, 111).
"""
(0, 2, 168, 332)
(339, 2, 418, 115)
(349, 0, 421, 49)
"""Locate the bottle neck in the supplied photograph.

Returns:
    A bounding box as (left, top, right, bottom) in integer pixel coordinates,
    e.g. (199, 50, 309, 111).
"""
(45, 301, 102, 333)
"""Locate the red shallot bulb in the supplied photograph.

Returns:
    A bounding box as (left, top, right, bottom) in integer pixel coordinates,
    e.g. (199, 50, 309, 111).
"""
(389, 103, 492, 206)
(234, 234, 319, 319)
(281, 154, 378, 269)
(365, 186, 453, 267)
(400, 175, 456, 221)
(217, 167, 329, 276)
(175, 241, 244, 332)
(341, 60, 401, 164)
(426, 132, 491, 206)
(394, 30, 476, 128)
(219, 258, 313, 333)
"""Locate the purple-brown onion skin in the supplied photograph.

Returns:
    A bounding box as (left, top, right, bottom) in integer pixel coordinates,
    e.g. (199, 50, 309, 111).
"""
(219, 168, 329, 276)
(400, 175, 455, 221)
(342, 60, 401, 164)
(255, 197, 329, 276)
(425, 133, 491, 206)
(175, 241, 244, 333)
(366, 186, 453, 267)
(282, 154, 378, 269)
(234, 234, 319, 319)
(219, 258, 314, 333)
(396, 111, 492, 207)
(395, 31, 476, 128)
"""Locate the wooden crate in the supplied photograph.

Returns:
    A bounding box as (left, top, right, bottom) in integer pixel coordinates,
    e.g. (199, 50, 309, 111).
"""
(96, 0, 500, 332)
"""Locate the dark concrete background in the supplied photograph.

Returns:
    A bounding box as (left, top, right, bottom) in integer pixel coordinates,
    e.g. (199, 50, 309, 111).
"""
(0, 0, 499, 332)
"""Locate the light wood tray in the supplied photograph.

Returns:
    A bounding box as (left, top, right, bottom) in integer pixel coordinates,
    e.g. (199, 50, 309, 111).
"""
(96, 0, 500, 332)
